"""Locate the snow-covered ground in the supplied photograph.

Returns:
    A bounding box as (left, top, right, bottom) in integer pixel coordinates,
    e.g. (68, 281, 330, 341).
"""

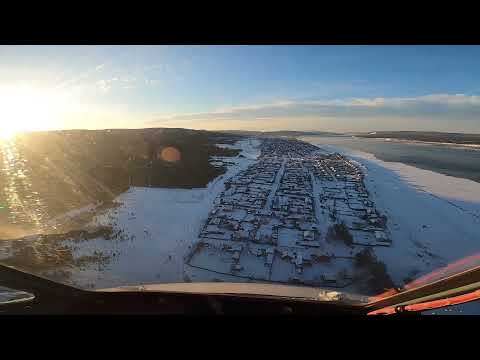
(66, 138, 262, 289)
(45, 202, 101, 230)
(32, 136, 480, 293)
(313, 144, 480, 286)
(4, 135, 479, 305)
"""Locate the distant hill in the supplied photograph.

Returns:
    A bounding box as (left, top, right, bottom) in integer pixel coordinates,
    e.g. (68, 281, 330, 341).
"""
(219, 130, 341, 137)
(354, 131, 480, 145)
(0, 128, 240, 234)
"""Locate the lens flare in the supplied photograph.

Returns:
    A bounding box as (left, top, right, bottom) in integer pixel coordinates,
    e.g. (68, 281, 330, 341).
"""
(160, 147, 181, 162)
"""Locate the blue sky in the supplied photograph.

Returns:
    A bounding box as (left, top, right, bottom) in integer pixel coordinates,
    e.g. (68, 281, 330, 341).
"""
(1, 45, 480, 133)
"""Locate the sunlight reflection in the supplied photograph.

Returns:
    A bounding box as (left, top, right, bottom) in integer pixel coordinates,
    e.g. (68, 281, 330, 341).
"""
(1, 139, 46, 230)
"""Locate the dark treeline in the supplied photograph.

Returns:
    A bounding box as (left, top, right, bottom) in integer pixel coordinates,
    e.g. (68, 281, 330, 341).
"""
(0, 128, 241, 229)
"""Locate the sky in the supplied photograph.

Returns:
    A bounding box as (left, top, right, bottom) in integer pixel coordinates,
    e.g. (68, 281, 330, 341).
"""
(1, 45, 480, 134)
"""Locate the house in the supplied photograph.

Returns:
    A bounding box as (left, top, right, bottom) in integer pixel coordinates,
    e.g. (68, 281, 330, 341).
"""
(255, 232, 270, 243)
(302, 253, 312, 265)
(232, 264, 243, 272)
(322, 273, 337, 283)
(256, 209, 272, 216)
(337, 268, 349, 280)
(374, 231, 387, 241)
(210, 217, 221, 225)
(232, 230, 249, 241)
(251, 247, 263, 257)
(227, 244, 243, 252)
(272, 230, 278, 240)
(265, 248, 274, 266)
(224, 220, 239, 231)
(299, 222, 318, 231)
(294, 253, 303, 267)
(303, 230, 315, 241)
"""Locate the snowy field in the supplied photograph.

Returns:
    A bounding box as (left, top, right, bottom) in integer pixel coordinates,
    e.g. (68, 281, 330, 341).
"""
(313, 144, 480, 286)
(65, 138, 262, 289)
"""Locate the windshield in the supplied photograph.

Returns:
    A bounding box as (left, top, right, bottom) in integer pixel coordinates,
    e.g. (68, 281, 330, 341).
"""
(1, 45, 480, 313)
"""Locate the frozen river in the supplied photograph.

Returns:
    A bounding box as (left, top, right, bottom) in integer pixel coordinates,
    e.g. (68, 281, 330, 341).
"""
(301, 135, 480, 183)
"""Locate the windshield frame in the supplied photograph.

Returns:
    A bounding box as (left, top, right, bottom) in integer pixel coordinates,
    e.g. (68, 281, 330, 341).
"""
(364, 264, 480, 313)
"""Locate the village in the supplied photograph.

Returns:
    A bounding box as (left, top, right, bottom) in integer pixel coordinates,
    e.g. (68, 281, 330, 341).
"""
(186, 138, 392, 289)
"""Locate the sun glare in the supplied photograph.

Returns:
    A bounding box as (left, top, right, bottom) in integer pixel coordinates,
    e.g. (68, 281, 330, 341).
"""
(0, 126, 18, 140)
(0, 86, 63, 140)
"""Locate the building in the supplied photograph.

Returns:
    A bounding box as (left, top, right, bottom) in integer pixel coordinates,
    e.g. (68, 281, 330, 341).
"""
(303, 230, 315, 241)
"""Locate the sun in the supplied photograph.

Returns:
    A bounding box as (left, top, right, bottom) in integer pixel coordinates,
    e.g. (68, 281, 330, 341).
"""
(0, 115, 36, 140)
(0, 86, 60, 140)
(0, 114, 38, 140)
(0, 125, 20, 140)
